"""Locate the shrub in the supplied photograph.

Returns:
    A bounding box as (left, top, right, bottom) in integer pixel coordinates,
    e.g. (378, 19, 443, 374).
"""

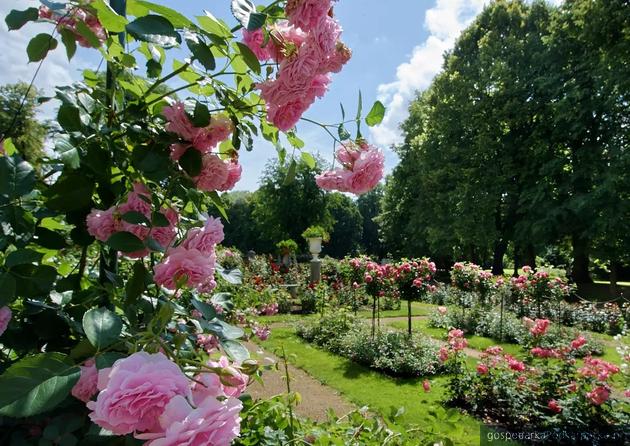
(301, 225, 330, 242)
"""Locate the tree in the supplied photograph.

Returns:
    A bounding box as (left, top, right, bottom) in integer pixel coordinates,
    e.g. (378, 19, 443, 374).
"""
(324, 192, 362, 258)
(251, 159, 332, 253)
(357, 184, 384, 257)
(218, 191, 257, 253)
(0, 83, 47, 169)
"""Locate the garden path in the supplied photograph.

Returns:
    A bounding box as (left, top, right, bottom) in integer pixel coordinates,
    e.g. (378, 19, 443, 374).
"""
(244, 341, 357, 422)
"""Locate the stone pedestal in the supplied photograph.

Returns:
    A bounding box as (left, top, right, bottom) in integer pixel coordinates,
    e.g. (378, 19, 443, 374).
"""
(310, 259, 321, 283)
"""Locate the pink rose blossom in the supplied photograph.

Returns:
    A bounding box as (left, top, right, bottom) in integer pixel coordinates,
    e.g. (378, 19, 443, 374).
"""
(163, 102, 197, 141)
(181, 217, 225, 254)
(191, 115, 234, 153)
(192, 356, 249, 404)
(624, 389, 630, 398)
(586, 386, 610, 406)
(71, 358, 98, 403)
(218, 160, 242, 191)
(571, 335, 587, 350)
(242, 28, 272, 61)
(422, 379, 431, 393)
(529, 319, 550, 336)
(0, 306, 12, 336)
(548, 399, 562, 413)
(253, 324, 271, 341)
(153, 247, 216, 291)
(86, 208, 119, 242)
(87, 352, 191, 435)
(286, 0, 332, 30)
(476, 363, 489, 375)
(136, 395, 242, 446)
(437, 306, 448, 315)
(195, 154, 230, 192)
(267, 20, 307, 63)
(438, 346, 450, 362)
(267, 99, 310, 131)
(151, 207, 179, 250)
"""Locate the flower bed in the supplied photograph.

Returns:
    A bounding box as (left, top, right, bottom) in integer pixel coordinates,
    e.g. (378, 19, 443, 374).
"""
(297, 313, 447, 377)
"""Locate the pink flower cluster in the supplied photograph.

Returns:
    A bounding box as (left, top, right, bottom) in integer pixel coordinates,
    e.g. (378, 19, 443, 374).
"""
(85, 352, 243, 445)
(163, 102, 241, 192)
(578, 357, 620, 382)
(0, 306, 12, 336)
(252, 324, 271, 341)
(393, 258, 437, 294)
(259, 302, 279, 316)
(39, 3, 106, 48)
(86, 183, 179, 258)
(447, 328, 468, 351)
(197, 334, 219, 354)
(529, 318, 551, 337)
(244, 2, 351, 131)
(586, 385, 610, 406)
(154, 217, 224, 292)
(316, 140, 385, 195)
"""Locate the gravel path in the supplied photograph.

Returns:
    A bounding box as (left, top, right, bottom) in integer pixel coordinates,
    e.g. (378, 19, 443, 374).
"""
(245, 342, 357, 422)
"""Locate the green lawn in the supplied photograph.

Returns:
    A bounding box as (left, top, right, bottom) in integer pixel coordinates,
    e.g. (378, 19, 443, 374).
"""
(258, 327, 480, 445)
(357, 301, 435, 319)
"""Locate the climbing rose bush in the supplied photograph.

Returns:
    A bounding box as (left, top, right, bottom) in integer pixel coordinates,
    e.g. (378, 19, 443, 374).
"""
(0, 0, 385, 443)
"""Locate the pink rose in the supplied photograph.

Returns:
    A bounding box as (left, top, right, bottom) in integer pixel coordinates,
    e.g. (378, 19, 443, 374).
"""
(154, 247, 216, 291)
(151, 207, 179, 250)
(86, 207, 119, 242)
(242, 28, 272, 61)
(286, 0, 332, 30)
(253, 325, 271, 341)
(422, 379, 431, 393)
(268, 21, 307, 63)
(0, 306, 12, 336)
(476, 363, 489, 375)
(218, 160, 242, 191)
(315, 170, 350, 192)
(163, 102, 197, 141)
(267, 99, 310, 131)
(586, 386, 610, 406)
(192, 356, 249, 404)
(323, 42, 352, 73)
(570, 335, 587, 350)
(344, 148, 384, 195)
(87, 352, 191, 435)
(136, 395, 242, 446)
(71, 358, 98, 403)
(170, 143, 190, 161)
(547, 399, 562, 413)
(181, 217, 225, 254)
(195, 154, 230, 192)
(530, 319, 550, 336)
(191, 115, 234, 153)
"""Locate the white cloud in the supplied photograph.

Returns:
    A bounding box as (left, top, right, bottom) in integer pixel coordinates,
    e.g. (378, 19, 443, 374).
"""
(0, 0, 91, 120)
(371, 0, 486, 147)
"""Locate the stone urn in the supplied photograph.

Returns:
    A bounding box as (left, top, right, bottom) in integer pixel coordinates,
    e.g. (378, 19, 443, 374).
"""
(308, 237, 323, 260)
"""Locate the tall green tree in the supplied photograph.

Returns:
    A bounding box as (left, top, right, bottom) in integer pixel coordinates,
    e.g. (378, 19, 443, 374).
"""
(0, 83, 47, 169)
(357, 184, 385, 257)
(324, 192, 363, 258)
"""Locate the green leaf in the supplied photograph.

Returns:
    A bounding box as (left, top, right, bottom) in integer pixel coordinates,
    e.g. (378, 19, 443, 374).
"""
(0, 273, 16, 306)
(179, 147, 203, 177)
(133, 1, 193, 28)
(0, 353, 80, 417)
(207, 318, 244, 340)
(92, 0, 128, 33)
(5, 8, 39, 31)
(6, 249, 43, 268)
(75, 21, 101, 48)
(82, 308, 123, 350)
(34, 227, 67, 250)
(365, 100, 385, 127)
(106, 232, 145, 253)
(197, 12, 232, 39)
(44, 173, 94, 212)
(144, 237, 165, 253)
(26, 33, 58, 62)
(94, 352, 126, 370)
(192, 101, 211, 127)
(121, 211, 150, 225)
(287, 132, 305, 149)
(151, 211, 170, 227)
(125, 262, 147, 304)
(231, 0, 266, 31)
(191, 298, 217, 320)
(146, 59, 162, 78)
(126, 15, 182, 48)
(215, 265, 243, 285)
(220, 340, 250, 362)
(283, 159, 297, 185)
(187, 38, 216, 71)
(55, 135, 80, 169)
(60, 29, 77, 61)
(235, 42, 260, 74)
(57, 104, 82, 132)
(211, 292, 234, 312)
(300, 152, 316, 169)
(338, 124, 351, 141)
(0, 155, 36, 202)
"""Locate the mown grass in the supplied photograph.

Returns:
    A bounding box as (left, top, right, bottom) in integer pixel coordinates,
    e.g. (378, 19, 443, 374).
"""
(258, 327, 481, 445)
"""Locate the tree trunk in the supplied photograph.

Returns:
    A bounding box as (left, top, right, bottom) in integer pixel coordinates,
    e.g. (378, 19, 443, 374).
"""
(610, 261, 619, 297)
(571, 234, 592, 283)
(524, 244, 536, 270)
(492, 239, 508, 275)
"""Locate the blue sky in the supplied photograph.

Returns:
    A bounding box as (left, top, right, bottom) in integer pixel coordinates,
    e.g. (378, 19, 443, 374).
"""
(1, 0, 559, 190)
